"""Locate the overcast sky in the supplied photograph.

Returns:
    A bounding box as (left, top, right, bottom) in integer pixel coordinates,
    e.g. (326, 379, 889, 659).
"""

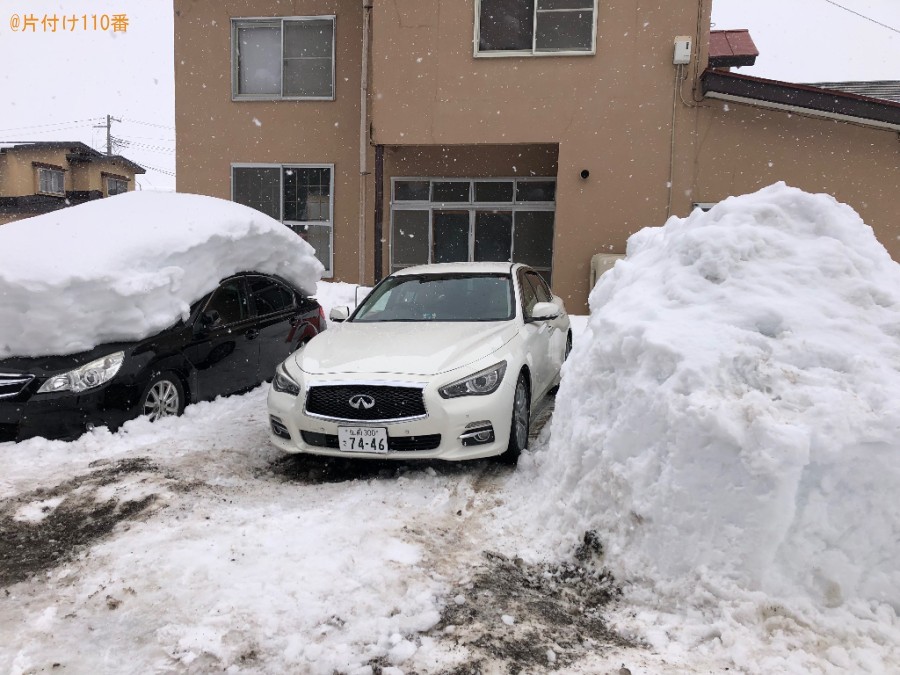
(712, 0, 900, 82)
(0, 1, 897, 192)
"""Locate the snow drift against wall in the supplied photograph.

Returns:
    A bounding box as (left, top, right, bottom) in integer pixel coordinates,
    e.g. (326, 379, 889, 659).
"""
(0, 191, 323, 357)
(535, 182, 900, 611)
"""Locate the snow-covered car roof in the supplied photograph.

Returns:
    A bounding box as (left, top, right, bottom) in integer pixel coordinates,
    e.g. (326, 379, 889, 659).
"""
(0, 191, 324, 357)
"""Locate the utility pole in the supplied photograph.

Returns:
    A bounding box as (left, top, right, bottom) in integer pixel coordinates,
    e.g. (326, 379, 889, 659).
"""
(93, 115, 121, 155)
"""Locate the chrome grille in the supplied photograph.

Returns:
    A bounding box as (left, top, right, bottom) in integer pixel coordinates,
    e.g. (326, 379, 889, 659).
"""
(305, 385, 426, 421)
(0, 373, 34, 400)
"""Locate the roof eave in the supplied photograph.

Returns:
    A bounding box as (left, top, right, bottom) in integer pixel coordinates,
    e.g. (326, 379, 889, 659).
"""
(702, 69, 900, 132)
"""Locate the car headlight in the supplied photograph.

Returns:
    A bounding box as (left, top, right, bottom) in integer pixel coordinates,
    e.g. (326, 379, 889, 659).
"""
(37, 351, 125, 394)
(439, 361, 507, 399)
(272, 364, 301, 396)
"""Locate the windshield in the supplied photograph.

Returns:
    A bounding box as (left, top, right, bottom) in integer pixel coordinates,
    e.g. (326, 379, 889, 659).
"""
(352, 274, 515, 322)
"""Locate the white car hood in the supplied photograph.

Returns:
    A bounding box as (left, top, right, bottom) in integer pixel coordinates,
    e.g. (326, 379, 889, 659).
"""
(295, 321, 518, 376)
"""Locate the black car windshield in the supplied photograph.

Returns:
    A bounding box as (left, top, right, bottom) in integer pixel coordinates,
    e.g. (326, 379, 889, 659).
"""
(353, 274, 514, 322)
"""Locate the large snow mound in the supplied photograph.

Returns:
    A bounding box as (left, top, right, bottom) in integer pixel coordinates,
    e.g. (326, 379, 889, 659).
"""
(535, 182, 900, 610)
(0, 191, 324, 357)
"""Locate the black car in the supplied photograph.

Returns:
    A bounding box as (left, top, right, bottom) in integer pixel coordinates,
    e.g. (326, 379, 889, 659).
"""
(0, 272, 325, 442)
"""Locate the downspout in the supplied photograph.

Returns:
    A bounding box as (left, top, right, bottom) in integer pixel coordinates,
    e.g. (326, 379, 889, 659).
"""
(358, 0, 373, 284)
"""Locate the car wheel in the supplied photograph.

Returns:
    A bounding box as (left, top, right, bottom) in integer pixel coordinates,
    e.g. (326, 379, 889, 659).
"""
(500, 372, 530, 464)
(141, 372, 185, 422)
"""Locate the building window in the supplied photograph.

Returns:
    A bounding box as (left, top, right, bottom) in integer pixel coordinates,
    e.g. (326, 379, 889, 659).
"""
(106, 176, 129, 196)
(476, 0, 597, 56)
(36, 167, 65, 195)
(232, 164, 334, 277)
(232, 17, 335, 100)
(391, 178, 555, 282)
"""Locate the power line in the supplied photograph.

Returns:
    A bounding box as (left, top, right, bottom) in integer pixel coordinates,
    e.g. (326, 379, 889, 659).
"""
(115, 133, 176, 142)
(138, 162, 177, 177)
(121, 117, 176, 131)
(113, 137, 175, 154)
(0, 118, 102, 134)
(821, 0, 900, 34)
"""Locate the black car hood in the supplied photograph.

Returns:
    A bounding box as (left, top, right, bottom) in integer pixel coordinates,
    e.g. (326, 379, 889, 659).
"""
(0, 342, 138, 376)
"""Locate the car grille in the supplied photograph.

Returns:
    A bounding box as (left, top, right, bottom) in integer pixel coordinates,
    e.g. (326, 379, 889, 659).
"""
(0, 373, 34, 400)
(305, 385, 426, 421)
(301, 431, 441, 452)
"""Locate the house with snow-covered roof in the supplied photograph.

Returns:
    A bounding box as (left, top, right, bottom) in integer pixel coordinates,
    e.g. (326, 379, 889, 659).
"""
(0, 142, 145, 225)
(173, 1, 900, 309)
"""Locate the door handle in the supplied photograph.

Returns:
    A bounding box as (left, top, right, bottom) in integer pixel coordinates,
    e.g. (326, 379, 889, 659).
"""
(246, 329, 260, 340)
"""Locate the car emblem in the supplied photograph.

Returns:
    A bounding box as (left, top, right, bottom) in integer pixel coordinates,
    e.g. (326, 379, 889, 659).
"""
(348, 394, 376, 410)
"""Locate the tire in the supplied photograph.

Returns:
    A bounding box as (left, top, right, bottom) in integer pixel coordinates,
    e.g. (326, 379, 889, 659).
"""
(500, 372, 530, 465)
(140, 372, 186, 422)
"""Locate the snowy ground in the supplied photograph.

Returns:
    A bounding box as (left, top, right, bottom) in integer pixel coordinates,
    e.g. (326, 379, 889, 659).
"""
(0, 386, 653, 675)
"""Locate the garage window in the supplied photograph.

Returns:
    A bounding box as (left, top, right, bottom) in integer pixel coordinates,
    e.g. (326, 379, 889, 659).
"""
(232, 164, 334, 277)
(476, 0, 597, 56)
(391, 178, 555, 282)
(232, 17, 335, 100)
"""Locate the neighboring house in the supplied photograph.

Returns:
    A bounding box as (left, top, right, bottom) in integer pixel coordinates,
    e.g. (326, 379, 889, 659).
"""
(0, 142, 145, 225)
(173, 1, 900, 308)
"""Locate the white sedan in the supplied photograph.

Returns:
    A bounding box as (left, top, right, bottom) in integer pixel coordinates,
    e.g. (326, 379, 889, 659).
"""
(267, 262, 570, 462)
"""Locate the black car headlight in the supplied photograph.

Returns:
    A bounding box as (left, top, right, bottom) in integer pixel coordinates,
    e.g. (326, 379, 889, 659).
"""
(37, 351, 125, 394)
(439, 361, 507, 399)
(272, 364, 301, 397)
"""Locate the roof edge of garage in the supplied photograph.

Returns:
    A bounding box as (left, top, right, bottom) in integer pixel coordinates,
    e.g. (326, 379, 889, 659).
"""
(701, 69, 900, 132)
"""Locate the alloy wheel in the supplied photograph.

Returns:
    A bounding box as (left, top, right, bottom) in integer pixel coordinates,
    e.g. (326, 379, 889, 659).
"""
(143, 379, 181, 421)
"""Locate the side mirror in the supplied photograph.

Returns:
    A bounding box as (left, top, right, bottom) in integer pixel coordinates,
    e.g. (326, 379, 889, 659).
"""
(531, 302, 559, 321)
(329, 306, 350, 323)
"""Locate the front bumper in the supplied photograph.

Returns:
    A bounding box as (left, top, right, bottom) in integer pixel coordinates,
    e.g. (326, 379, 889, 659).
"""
(0, 385, 141, 443)
(267, 370, 517, 461)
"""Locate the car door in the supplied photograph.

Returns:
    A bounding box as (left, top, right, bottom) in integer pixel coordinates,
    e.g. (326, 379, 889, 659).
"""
(517, 268, 555, 399)
(248, 274, 317, 381)
(526, 270, 568, 381)
(184, 276, 261, 400)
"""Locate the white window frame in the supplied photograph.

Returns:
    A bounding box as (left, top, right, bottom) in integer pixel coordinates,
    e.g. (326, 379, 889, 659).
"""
(36, 167, 65, 196)
(474, 0, 598, 58)
(231, 162, 335, 277)
(231, 16, 336, 101)
(390, 177, 556, 278)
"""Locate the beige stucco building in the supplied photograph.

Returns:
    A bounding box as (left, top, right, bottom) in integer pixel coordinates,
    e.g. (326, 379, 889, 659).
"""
(0, 142, 145, 225)
(174, 0, 900, 309)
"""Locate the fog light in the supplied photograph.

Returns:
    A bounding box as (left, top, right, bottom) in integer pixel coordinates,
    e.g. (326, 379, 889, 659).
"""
(459, 421, 495, 447)
(270, 416, 291, 440)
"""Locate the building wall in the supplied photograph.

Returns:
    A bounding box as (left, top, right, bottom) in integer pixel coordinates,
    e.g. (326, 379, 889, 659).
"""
(370, 0, 713, 307)
(0, 148, 74, 195)
(173, 0, 368, 281)
(172, 0, 898, 309)
(687, 100, 900, 260)
(0, 148, 139, 196)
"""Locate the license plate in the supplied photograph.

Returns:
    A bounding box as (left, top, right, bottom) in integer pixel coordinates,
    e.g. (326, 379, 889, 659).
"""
(337, 426, 389, 454)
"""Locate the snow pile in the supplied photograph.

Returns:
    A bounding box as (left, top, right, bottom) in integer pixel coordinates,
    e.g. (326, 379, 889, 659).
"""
(533, 182, 900, 610)
(0, 191, 323, 357)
